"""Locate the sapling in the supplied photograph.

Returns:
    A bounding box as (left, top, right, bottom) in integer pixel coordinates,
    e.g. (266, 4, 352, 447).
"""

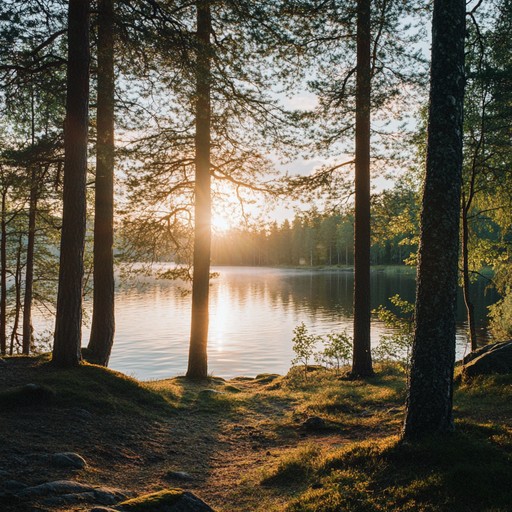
(316, 331, 352, 374)
(291, 322, 321, 379)
(373, 294, 414, 376)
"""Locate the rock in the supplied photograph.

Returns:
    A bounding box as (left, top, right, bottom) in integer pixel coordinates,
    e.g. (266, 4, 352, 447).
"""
(462, 341, 512, 379)
(19, 480, 127, 506)
(19, 480, 93, 497)
(73, 408, 93, 420)
(2, 480, 27, 492)
(0, 383, 55, 408)
(119, 489, 214, 511)
(301, 416, 326, 431)
(51, 452, 87, 469)
(93, 488, 128, 505)
(165, 471, 194, 481)
(90, 508, 119, 512)
(42, 488, 125, 507)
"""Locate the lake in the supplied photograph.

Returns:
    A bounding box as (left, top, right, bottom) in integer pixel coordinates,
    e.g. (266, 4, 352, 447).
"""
(78, 266, 497, 380)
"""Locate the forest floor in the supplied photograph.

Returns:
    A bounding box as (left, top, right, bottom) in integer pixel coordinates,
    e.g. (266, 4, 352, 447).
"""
(0, 356, 511, 512)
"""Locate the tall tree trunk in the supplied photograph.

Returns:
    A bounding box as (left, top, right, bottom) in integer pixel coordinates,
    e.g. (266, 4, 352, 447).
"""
(53, 0, 90, 367)
(1, 189, 7, 356)
(11, 235, 23, 355)
(351, 0, 373, 377)
(187, 0, 211, 379)
(88, 0, 115, 366)
(22, 165, 38, 355)
(461, 197, 477, 351)
(402, 0, 466, 440)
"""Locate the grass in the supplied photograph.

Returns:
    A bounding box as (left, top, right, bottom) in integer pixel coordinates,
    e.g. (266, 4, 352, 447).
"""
(284, 433, 512, 512)
(1, 357, 510, 512)
(119, 489, 185, 510)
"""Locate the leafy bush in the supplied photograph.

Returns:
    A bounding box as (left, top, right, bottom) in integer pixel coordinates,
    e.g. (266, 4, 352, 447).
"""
(489, 288, 512, 340)
(315, 331, 352, 374)
(373, 295, 414, 375)
(291, 322, 322, 379)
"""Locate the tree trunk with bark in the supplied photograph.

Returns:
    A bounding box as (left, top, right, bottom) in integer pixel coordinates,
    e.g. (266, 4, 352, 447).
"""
(352, 0, 373, 377)
(52, 0, 90, 367)
(402, 0, 466, 440)
(88, 0, 115, 366)
(22, 165, 38, 355)
(187, 0, 212, 379)
(1, 189, 7, 356)
(461, 195, 477, 351)
(11, 235, 23, 354)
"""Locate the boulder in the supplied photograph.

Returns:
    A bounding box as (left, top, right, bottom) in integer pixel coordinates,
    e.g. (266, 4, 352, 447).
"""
(1, 481, 27, 492)
(462, 341, 512, 379)
(165, 471, 194, 482)
(0, 383, 55, 408)
(19, 480, 94, 497)
(119, 489, 214, 512)
(19, 480, 127, 506)
(51, 452, 87, 469)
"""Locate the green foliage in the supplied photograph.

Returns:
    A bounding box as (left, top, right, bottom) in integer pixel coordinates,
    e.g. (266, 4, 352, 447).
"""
(31, 360, 177, 417)
(373, 295, 414, 374)
(315, 331, 352, 374)
(286, 434, 512, 512)
(488, 289, 512, 340)
(291, 323, 322, 378)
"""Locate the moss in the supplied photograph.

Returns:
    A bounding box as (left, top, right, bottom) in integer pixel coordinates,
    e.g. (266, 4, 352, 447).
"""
(0, 383, 55, 408)
(23, 360, 177, 418)
(119, 489, 184, 510)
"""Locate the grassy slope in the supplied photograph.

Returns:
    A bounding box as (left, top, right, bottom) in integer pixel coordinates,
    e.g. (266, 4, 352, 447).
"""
(0, 357, 511, 511)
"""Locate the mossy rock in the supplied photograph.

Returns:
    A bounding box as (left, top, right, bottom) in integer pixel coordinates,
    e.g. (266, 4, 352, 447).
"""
(119, 489, 214, 512)
(0, 383, 55, 409)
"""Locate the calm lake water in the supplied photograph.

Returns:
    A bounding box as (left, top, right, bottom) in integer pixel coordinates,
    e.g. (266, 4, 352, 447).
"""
(77, 266, 497, 380)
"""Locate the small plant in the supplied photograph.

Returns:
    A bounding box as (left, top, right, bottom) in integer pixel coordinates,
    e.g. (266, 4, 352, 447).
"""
(373, 294, 414, 375)
(316, 331, 352, 374)
(291, 322, 322, 379)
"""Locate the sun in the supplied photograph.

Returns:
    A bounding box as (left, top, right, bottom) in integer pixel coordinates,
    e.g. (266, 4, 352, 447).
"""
(211, 212, 232, 234)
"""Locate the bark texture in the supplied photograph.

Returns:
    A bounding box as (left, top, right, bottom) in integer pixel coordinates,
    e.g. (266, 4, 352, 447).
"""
(88, 0, 115, 366)
(1, 190, 7, 356)
(187, 0, 212, 379)
(403, 0, 466, 440)
(22, 165, 38, 354)
(352, 0, 373, 377)
(52, 0, 90, 367)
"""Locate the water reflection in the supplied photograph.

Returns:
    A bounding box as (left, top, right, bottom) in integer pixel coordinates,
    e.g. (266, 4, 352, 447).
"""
(78, 266, 498, 380)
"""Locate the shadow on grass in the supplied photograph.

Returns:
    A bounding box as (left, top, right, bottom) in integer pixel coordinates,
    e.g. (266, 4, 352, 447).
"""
(285, 432, 512, 512)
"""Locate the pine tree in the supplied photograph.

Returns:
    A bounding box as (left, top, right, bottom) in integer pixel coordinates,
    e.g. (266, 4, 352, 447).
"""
(403, 0, 466, 440)
(52, 0, 90, 367)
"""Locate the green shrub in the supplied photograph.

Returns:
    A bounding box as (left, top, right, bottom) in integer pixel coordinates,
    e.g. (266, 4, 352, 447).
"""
(373, 295, 414, 375)
(315, 331, 352, 374)
(291, 322, 322, 379)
